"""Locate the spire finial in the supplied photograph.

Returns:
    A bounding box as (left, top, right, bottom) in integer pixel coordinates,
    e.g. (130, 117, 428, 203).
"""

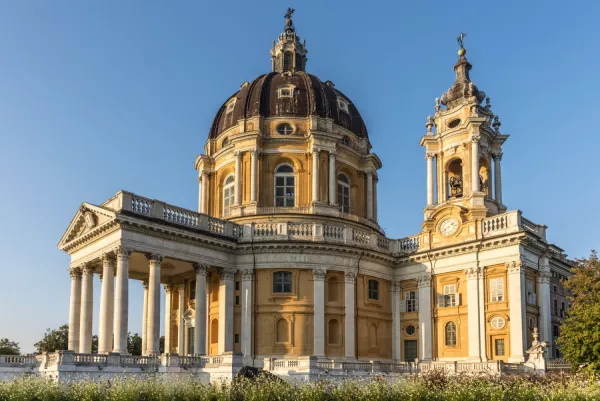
(284, 8, 295, 33)
(457, 32, 467, 57)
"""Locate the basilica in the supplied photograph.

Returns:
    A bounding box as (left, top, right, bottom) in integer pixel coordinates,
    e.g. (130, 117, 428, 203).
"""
(55, 12, 572, 377)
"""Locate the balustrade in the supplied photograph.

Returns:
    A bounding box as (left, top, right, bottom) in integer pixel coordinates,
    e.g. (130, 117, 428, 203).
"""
(73, 354, 107, 365)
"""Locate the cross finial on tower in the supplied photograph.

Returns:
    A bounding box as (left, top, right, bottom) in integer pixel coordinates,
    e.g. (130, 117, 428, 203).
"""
(457, 32, 467, 57)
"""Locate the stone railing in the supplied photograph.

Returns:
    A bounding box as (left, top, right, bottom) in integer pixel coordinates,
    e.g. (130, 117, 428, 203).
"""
(179, 355, 209, 368)
(106, 191, 242, 240)
(482, 210, 546, 240)
(0, 355, 38, 367)
(119, 355, 160, 367)
(547, 358, 571, 371)
(73, 353, 107, 365)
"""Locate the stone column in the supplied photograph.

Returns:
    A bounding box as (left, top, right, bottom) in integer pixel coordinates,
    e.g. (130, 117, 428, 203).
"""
(98, 254, 116, 354)
(538, 258, 553, 356)
(417, 275, 432, 361)
(218, 268, 235, 354)
(67, 267, 82, 351)
(426, 153, 435, 206)
(193, 264, 208, 355)
(79, 263, 94, 354)
(507, 261, 526, 362)
(200, 172, 208, 214)
(328, 151, 337, 206)
(465, 267, 482, 361)
(241, 269, 254, 358)
(177, 283, 185, 355)
(164, 284, 173, 354)
(471, 137, 480, 193)
(147, 254, 162, 355)
(234, 151, 242, 206)
(113, 246, 132, 354)
(312, 149, 319, 203)
(141, 281, 149, 355)
(313, 268, 326, 357)
(373, 177, 378, 221)
(344, 271, 356, 359)
(391, 281, 402, 361)
(197, 174, 202, 213)
(366, 171, 374, 220)
(250, 150, 258, 203)
(493, 152, 503, 204)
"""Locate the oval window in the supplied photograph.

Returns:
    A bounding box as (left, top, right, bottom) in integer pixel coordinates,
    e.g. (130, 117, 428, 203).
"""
(276, 123, 294, 135)
(448, 119, 461, 129)
(406, 325, 416, 336)
(491, 317, 505, 329)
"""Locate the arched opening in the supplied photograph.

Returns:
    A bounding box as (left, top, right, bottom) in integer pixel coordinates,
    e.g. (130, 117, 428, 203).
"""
(337, 173, 350, 214)
(479, 157, 490, 197)
(327, 277, 339, 303)
(447, 159, 463, 199)
(445, 321, 457, 346)
(223, 174, 234, 216)
(210, 319, 218, 344)
(368, 323, 378, 348)
(283, 51, 293, 71)
(274, 164, 295, 207)
(276, 318, 289, 343)
(328, 319, 341, 345)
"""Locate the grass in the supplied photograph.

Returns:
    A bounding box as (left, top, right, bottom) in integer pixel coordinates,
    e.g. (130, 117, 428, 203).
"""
(0, 372, 599, 401)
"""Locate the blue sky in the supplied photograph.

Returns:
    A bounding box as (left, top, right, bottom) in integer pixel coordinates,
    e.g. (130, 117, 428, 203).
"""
(0, 1, 598, 353)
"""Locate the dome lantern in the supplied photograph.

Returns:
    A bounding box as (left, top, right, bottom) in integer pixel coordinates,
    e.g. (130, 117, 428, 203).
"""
(271, 8, 308, 73)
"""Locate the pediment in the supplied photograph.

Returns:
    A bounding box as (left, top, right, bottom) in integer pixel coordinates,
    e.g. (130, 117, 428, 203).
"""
(58, 203, 117, 250)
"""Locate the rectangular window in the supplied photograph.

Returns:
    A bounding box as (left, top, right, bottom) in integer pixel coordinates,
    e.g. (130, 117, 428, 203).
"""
(495, 339, 505, 356)
(235, 334, 240, 344)
(235, 295, 240, 306)
(368, 280, 379, 300)
(235, 281, 240, 291)
(405, 291, 418, 312)
(273, 271, 292, 293)
(553, 299, 558, 316)
(490, 278, 504, 302)
(553, 325, 559, 337)
(526, 280, 536, 305)
(187, 327, 195, 355)
(190, 280, 196, 300)
(441, 284, 457, 307)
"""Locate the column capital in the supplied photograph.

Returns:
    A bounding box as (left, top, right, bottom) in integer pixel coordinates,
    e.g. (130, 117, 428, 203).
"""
(68, 267, 82, 279)
(101, 252, 116, 266)
(417, 274, 431, 288)
(492, 152, 503, 161)
(464, 266, 481, 280)
(425, 152, 436, 160)
(81, 263, 95, 275)
(344, 270, 357, 283)
(506, 260, 524, 274)
(115, 245, 133, 260)
(234, 150, 242, 158)
(146, 253, 163, 264)
(250, 149, 261, 156)
(142, 280, 149, 290)
(470, 135, 481, 144)
(163, 283, 174, 292)
(538, 270, 552, 284)
(312, 268, 326, 280)
(391, 281, 402, 293)
(218, 267, 236, 280)
(192, 263, 209, 276)
(328, 150, 337, 157)
(241, 268, 255, 280)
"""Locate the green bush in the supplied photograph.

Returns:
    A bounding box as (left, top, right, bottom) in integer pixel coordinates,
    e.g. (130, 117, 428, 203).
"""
(0, 373, 599, 401)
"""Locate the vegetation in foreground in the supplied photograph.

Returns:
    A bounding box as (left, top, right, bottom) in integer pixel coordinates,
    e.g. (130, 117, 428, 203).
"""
(1, 373, 600, 401)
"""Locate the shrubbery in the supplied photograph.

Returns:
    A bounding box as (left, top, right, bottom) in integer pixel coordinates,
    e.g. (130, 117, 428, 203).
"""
(0, 372, 599, 401)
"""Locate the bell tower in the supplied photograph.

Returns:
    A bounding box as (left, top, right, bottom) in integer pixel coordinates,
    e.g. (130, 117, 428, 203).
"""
(270, 8, 308, 73)
(420, 35, 509, 230)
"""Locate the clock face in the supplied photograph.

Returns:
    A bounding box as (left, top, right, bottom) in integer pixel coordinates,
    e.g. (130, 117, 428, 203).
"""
(440, 218, 459, 236)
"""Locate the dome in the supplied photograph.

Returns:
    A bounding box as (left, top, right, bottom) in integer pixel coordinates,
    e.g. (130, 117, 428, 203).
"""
(208, 72, 369, 140)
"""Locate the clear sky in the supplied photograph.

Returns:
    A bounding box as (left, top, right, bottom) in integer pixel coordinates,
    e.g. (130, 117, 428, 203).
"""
(0, 1, 598, 354)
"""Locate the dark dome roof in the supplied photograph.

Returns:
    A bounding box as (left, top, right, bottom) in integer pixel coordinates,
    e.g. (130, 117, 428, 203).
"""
(209, 72, 368, 139)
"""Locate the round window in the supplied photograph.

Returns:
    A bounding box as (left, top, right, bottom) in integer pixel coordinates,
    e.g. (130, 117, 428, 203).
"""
(448, 118, 461, 129)
(406, 325, 416, 336)
(490, 317, 505, 329)
(276, 123, 294, 135)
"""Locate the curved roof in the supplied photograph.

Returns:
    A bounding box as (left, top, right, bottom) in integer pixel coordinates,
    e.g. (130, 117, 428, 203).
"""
(208, 71, 368, 139)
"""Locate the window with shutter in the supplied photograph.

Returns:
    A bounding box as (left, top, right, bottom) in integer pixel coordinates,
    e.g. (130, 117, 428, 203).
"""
(490, 278, 504, 302)
(442, 284, 457, 307)
(405, 291, 418, 312)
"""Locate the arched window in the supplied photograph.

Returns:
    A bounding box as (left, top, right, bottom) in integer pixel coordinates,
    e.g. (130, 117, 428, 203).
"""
(276, 318, 289, 343)
(327, 277, 339, 303)
(341, 136, 350, 146)
(221, 137, 229, 147)
(328, 319, 340, 345)
(210, 319, 218, 344)
(445, 322, 457, 346)
(337, 173, 350, 214)
(274, 164, 295, 207)
(447, 159, 463, 199)
(223, 175, 234, 216)
(283, 51, 293, 71)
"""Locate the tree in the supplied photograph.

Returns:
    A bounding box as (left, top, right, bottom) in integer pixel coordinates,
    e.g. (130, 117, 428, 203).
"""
(0, 338, 20, 355)
(34, 324, 69, 353)
(557, 251, 600, 372)
(128, 333, 142, 356)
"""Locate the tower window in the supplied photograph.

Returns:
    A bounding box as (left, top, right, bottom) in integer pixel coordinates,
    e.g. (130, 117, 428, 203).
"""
(341, 136, 350, 146)
(448, 118, 461, 129)
(274, 164, 295, 207)
(223, 174, 235, 216)
(226, 99, 236, 113)
(337, 173, 350, 214)
(445, 322, 457, 346)
(447, 159, 463, 198)
(283, 51, 293, 71)
(337, 98, 349, 113)
(278, 86, 295, 98)
(273, 271, 292, 293)
(276, 123, 294, 135)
